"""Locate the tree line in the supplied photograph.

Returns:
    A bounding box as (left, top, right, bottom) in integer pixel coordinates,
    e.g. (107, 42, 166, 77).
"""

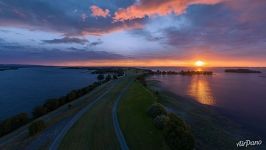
(150, 70, 213, 75)
(0, 74, 115, 137)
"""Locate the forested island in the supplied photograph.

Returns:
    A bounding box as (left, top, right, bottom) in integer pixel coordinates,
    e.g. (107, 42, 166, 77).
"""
(0, 66, 19, 71)
(150, 70, 213, 75)
(225, 69, 261, 73)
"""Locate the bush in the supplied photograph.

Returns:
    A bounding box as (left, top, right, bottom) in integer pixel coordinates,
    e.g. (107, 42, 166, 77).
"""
(28, 120, 46, 136)
(163, 113, 195, 150)
(167, 113, 187, 130)
(97, 74, 104, 81)
(147, 103, 167, 118)
(136, 74, 147, 86)
(0, 113, 29, 137)
(105, 74, 112, 81)
(146, 102, 195, 150)
(153, 115, 169, 129)
(32, 106, 48, 118)
(113, 75, 118, 79)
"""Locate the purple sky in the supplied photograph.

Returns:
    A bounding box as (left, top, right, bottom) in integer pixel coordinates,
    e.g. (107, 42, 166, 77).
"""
(0, 0, 265, 66)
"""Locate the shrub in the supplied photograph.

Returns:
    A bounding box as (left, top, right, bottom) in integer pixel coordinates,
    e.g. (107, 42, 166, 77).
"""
(167, 113, 187, 130)
(28, 120, 46, 136)
(163, 113, 195, 150)
(43, 99, 60, 112)
(136, 74, 147, 86)
(0, 113, 29, 137)
(105, 74, 112, 81)
(153, 115, 169, 129)
(97, 74, 104, 81)
(32, 106, 48, 118)
(113, 75, 118, 79)
(147, 103, 167, 118)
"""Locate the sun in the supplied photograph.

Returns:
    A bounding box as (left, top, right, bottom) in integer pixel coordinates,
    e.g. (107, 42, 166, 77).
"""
(195, 60, 206, 67)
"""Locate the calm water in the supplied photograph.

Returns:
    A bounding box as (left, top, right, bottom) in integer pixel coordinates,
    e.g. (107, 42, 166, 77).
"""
(0, 67, 96, 120)
(148, 67, 266, 135)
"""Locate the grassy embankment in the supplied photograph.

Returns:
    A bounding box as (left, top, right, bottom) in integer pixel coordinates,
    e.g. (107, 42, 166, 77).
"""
(119, 80, 169, 150)
(59, 69, 171, 150)
(59, 77, 133, 150)
(0, 78, 116, 150)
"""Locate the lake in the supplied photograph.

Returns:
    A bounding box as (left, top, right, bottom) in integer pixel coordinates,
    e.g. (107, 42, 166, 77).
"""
(0, 67, 97, 120)
(148, 67, 266, 137)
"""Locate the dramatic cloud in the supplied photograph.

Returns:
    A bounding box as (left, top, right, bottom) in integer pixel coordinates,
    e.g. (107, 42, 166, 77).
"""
(0, 42, 126, 65)
(42, 37, 88, 44)
(113, 0, 222, 22)
(1, 0, 266, 66)
(90, 5, 110, 18)
(0, 0, 140, 36)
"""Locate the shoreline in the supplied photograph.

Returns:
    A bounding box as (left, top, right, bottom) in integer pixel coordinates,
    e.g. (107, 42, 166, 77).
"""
(146, 78, 265, 149)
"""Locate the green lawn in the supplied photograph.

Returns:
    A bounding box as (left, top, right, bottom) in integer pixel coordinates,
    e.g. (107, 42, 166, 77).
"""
(59, 78, 132, 150)
(119, 81, 169, 150)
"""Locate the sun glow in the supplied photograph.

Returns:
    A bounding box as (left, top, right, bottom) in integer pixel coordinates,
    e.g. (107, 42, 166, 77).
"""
(195, 60, 206, 67)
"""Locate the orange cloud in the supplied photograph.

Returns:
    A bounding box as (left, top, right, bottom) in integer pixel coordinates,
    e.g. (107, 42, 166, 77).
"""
(113, 0, 222, 22)
(90, 5, 110, 18)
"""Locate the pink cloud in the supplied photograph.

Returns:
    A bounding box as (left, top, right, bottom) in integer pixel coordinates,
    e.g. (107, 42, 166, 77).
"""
(113, 0, 222, 22)
(90, 5, 110, 18)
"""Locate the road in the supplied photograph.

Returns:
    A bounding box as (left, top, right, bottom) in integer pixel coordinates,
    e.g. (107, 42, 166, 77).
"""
(1, 75, 135, 150)
(58, 76, 136, 150)
(0, 79, 115, 149)
(49, 80, 118, 150)
(112, 80, 132, 150)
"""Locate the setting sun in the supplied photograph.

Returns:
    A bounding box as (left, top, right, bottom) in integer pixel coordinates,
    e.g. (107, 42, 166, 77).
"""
(195, 60, 206, 67)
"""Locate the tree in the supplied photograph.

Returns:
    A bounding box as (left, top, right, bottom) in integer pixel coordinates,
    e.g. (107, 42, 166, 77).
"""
(153, 115, 169, 129)
(105, 74, 112, 81)
(147, 103, 167, 118)
(97, 74, 104, 81)
(113, 75, 118, 79)
(0, 113, 29, 137)
(163, 113, 195, 150)
(32, 106, 48, 118)
(28, 120, 46, 136)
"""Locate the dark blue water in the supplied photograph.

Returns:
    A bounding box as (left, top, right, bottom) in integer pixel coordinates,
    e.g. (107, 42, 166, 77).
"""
(0, 67, 96, 120)
(148, 67, 266, 136)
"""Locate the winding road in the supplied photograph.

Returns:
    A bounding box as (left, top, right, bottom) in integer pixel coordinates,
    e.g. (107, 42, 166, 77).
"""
(49, 80, 118, 150)
(112, 80, 133, 150)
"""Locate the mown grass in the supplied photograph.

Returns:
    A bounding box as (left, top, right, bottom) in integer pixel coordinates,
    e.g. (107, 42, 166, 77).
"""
(119, 81, 169, 150)
(59, 78, 131, 150)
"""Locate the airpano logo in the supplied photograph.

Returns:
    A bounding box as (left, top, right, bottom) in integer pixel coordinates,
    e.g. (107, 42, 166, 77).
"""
(236, 140, 262, 147)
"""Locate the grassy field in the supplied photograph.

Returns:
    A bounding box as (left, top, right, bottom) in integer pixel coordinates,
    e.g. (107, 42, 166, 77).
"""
(59, 77, 133, 150)
(119, 81, 169, 150)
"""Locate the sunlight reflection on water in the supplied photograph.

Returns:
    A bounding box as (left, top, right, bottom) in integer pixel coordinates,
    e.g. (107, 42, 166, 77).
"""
(188, 76, 215, 105)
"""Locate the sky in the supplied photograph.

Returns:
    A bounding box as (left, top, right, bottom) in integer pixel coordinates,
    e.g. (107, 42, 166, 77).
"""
(0, 0, 265, 67)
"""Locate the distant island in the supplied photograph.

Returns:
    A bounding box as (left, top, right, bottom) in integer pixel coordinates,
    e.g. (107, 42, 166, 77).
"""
(0, 66, 19, 72)
(150, 70, 213, 75)
(225, 69, 261, 73)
